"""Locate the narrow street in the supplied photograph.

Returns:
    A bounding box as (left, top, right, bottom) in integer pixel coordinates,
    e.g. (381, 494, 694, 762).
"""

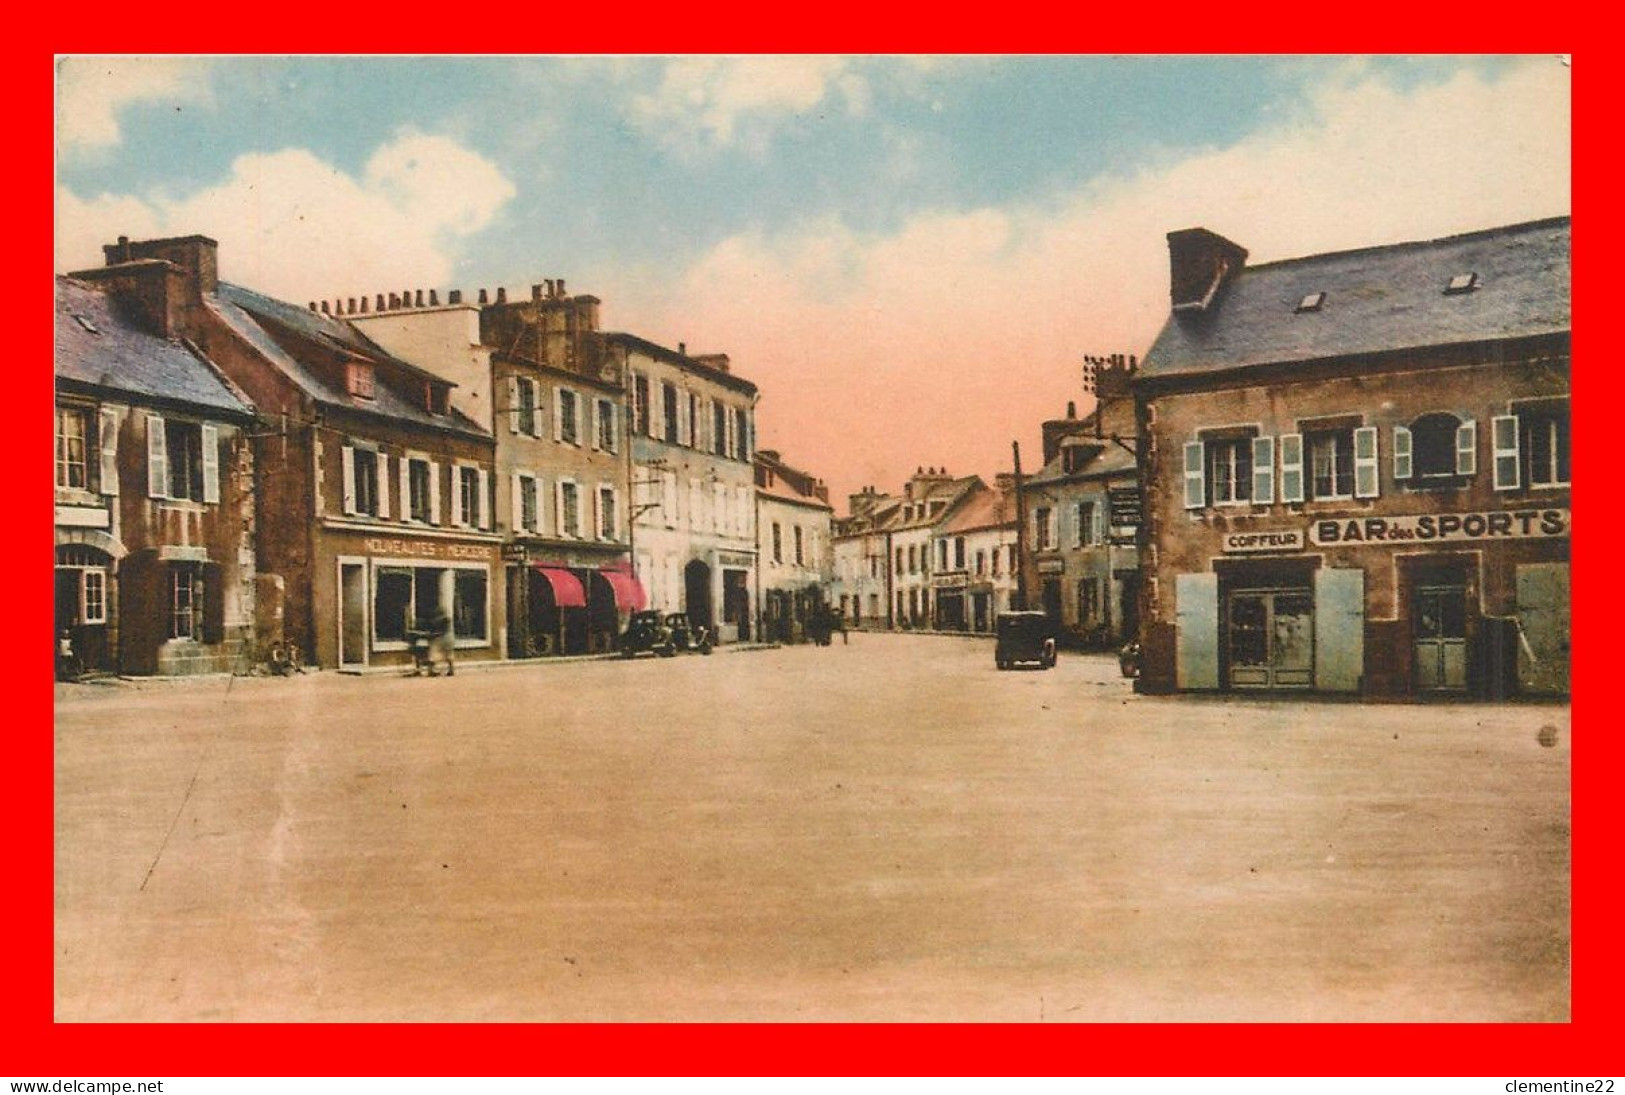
(55, 634, 1570, 1022)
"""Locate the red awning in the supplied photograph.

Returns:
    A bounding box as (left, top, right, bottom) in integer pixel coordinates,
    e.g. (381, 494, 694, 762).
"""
(531, 565, 586, 608)
(597, 567, 648, 612)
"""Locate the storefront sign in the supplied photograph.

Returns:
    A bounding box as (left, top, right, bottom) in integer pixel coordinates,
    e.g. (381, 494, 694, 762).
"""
(1037, 559, 1066, 574)
(1222, 529, 1305, 553)
(932, 574, 968, 590)
(1308, 509, 1570, 547)
(363, 536, 496, 561)
(55, 505, 110, 529)
(501, 543, 528, 564)
(1108, 487, 1142, 527)
(716, 551, 755, 569)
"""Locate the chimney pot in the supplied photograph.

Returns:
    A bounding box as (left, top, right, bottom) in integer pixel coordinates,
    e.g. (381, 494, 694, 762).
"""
(320, 301, 330, 314)
(389, 293, 401, 309)
(478, 288, 488, 304)
(678, 342, 687, 356)
(429, 289, 439, 306)
(346, 298, 356, 314)
(532, 283, 544, 302)
(376, 294, 386, 311)
(557, 279, 566, 296)
(359, 297, 369, 313)
(308, 301, 318, 311)
(1067, 401, 1076, 419)
(496, 287, 508, 304)
(448, 289, 462, 305)
(414, 290, 424, 308)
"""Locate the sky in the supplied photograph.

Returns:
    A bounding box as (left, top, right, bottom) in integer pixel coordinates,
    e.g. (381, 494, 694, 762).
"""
(55, 55, 1571, 506)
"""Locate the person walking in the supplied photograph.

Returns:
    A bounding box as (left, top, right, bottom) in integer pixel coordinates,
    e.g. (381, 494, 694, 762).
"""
(427, 607, 455, 676)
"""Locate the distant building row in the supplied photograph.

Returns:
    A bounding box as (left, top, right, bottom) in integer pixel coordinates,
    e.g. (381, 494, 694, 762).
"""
(54, 234, 834, 675)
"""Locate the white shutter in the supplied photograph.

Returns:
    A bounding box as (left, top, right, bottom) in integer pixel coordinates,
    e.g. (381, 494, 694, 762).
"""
(605, 400, 618, 453)
(1353, 426, 1379, 499)
(610, 487, 620, 540)
(554, 481, 566, 538)
(552, 389, 564, 443)
(1251, 436, 1275, 504)
(98, 408, 119, 496)
(1457, 419, 1478, 476)
(451, 466, 466, 527)
(531, 380, 545, 438)
(588, 398, 600, 451)
(477, 467, 490, 529)
(341, 444, 357, 515)
(676, 393, 690, 446)
(511, 473, 524, 534)
(1393, 426, 1413, 480)
(428, 461, 441, 524)
(201, 423, 220, 504)
(507, 377, 521, 434)
(1492, 415, 1519, 490)
(663, 471, 678, 527)
(145, 414, 168, 499)
(592, 486, 603, 540)
(1279, 433, 1304, 503)
(1182, 440, 1205, 510)
(399, 457, 412, 523)
(376, 453, 391, 519)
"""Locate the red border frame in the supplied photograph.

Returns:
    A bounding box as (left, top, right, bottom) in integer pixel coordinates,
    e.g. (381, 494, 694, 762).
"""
(19, 27, 1608, 1077)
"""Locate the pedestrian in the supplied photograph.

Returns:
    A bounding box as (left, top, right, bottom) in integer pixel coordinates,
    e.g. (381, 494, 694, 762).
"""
(428, 607, 455, 676)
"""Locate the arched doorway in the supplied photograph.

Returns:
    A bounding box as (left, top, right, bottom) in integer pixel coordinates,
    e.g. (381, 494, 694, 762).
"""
(685, 559, 713, 632)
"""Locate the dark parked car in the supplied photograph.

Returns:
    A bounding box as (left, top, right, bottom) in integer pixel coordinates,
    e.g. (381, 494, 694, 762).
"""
(995, 611, 1057, 670)
(618, 611, 675, 658)
(666, 613, 713, 654)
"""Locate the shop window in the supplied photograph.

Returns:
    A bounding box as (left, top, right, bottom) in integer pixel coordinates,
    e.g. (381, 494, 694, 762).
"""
(1308, 428, 1355, 500)
(56, 407, 87, 489)
(375, 567, 414, 642)
(453, 570, 488, 641)
(1079, 577, 1100, 624)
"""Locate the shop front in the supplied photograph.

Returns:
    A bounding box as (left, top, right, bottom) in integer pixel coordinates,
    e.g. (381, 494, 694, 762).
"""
(331, 531, 501, 671)
(504, 544, 645, 657)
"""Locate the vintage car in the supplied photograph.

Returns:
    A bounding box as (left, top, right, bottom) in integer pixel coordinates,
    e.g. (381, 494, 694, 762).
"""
(617, 611, 676, 658)
(995, 610, 1058, 670)
(665, 613, 713, 654)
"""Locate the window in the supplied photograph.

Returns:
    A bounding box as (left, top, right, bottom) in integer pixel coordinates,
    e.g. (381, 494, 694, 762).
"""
(518, 474, 539, 533)
(1034, 507, 1054, 551)
(908, 545, 918, 574)
(597, 486, 618, 540)
(514, 377, 538, 436)
(688, 394, 700, 449)
(408, 458, 436, 524)
(1063, 446, 1090, 474)
(375, 565, 490, 646)
(1406, 413, 1466, 481)
(1445, 272, 1479, 295)
(772, 522, 783, 563)
(992, 547, 1002, 576)
(1308, 429, 1355, 500)
(56, 407, 87, 489)
(557, 389, 580, 445)
(975, 550, 986, 576)
(663, 383, 680, 443)
(160, 419, 216, 502)
(632, 373, 651, 436)
(794, 527, 805, 567)
(426, 384, 449, 416)
(713, 403, 728, 456)
(954, 537, 965, 569)
(560, 481, 582, 538)
(734, 407, 750, 460)
(453, 570, 488, 641)
(170, 565, 203, 640)
(82, 567, 107, 624)
(1076, 501, 1098, 546)
(937, 540, 948, 570)
(458, 466, 481, 528)
(896, 546, 904, 574)
(353, 448, 379, 516)
(346, 362, 375, 399)
(1520, 407, 1570, 488)
(596, 398, 617, 452)
(1207, 439, 1252, 505)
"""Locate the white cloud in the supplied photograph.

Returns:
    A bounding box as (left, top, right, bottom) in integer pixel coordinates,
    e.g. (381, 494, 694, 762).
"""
(629, 57, 867, 153)
(55, 131, 517, 301)
(56, 57, 213, 152)
(621, 61, 1571, 499)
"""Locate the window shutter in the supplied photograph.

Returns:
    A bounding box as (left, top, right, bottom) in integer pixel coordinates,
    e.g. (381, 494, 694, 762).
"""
(1251, 436, 1275, 504)
(451, 466, 466, 527)
(552, 389, 563, 442)
(1393, 426, 1413, 480)
(1353, 426, 1379, 499)
(592, 485, 603, 540)
(610, 487, 620, 539)
(531, 381, 545, 438)
(1456, 418, 1478, 476)
(554, 481, 565, 538)
(1182, 441, 1205, 509)
(664, 471, 678, 527)
(676, 394, 690, 446)
(145, 414, 168, 499)
(588, 398, 600, 451)
(477, 467, 490, 529)
(376, 453, 391, 519)
(507, 377, 520, 434)
(200, 424, 220, 504)
(511, 473, 524, 533)
(398, 457, 411, 523)
(428, 461, 441, 524)
(1492, 415, 1519, 490)
(606, 401, 618, 453)
(1279, 433, 1305, 503)
(98, 408, 119, 496)
(342, 445, 358, 515)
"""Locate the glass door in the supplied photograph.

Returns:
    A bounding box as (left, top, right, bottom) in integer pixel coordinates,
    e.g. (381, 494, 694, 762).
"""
(1414, 583, 1468, 691)
(1227, 588, 1315, 690)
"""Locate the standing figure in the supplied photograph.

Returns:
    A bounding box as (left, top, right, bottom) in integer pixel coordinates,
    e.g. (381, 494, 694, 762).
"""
(428, 607, 455, 677)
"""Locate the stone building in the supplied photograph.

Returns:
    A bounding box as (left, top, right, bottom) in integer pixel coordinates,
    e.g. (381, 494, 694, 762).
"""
(74, 235, 502, 672)
(831, 487, 900, 630)
(932, 475, 1020, 633)
(55, 273, 257, 676)
(1135, 217, 1570, 699)
(1020, 355, 1143, 648)
(349, 281, 634, 656)
(754, 449, 833, 643)
(886, 468, 982, 629)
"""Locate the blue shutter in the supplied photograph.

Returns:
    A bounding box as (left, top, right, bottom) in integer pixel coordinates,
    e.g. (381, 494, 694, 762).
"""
(1279, 433, 1304, 503)
(1393, 426, 1413, 480)
(1251, 436, 1275, 504)
(1313, 568, 1365, 692)
(1354, 426, 1379, 499)
(1175, 572, 1219, 690)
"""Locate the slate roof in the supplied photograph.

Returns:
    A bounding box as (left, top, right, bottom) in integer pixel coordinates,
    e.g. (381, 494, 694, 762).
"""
(1141, 217, 1570, 380)
(603, 331, 759, 396)
(1025, 439, 1139, 488)
(942, 482, 1017, 534)
(55, 276, 252, 418)
(216, 283, 489, 439)
(885, 476, 982, 531)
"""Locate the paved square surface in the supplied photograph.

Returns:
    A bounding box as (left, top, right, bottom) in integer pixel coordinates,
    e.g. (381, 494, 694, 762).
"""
(54, 634, 1570, 1021)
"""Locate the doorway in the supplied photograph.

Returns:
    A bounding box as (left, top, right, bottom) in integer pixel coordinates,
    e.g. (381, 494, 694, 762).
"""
(1414, 582, 1469, 692)
(339, 561, 368, 668)
(1226, 587, 1314, 690)
(685, 559, 713, 632)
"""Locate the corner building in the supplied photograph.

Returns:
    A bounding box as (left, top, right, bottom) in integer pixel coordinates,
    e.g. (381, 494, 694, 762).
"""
(1136, 218, 1570, 699)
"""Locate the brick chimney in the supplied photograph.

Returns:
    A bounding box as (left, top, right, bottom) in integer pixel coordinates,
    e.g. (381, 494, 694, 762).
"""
(1166, 228, 1247, 312)
(102, 234, 219, 299)
(693, 353, 730, 374)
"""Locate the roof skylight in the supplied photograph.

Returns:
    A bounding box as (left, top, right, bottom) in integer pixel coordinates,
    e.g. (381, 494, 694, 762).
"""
(1295, 292, 1325, 313)
(1445, 272, 1480, 294)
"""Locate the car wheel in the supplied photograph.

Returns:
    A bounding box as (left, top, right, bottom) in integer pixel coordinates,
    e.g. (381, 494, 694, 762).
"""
(660, 644, 677, 658)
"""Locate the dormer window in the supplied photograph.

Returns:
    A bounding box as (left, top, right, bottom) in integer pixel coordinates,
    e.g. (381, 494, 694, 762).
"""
(1295, 292, 1326, 313)
(346, 361, 375, 400)
(1445, 272, 1479, 295)
(425, 382, 449, 416)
